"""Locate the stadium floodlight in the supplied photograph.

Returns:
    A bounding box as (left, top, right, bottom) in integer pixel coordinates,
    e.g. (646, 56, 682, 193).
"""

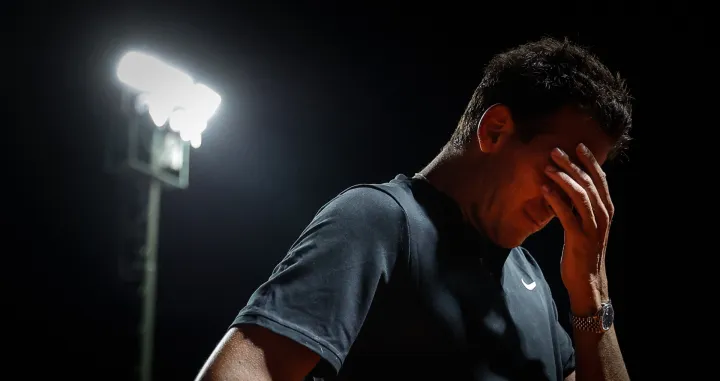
(113, 50, 223, 381)
(117, 51, 221, 148)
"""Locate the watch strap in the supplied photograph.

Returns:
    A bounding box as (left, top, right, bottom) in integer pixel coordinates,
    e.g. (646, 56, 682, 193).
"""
(570, 301, 612, 333)
(570, 313, 604, 333)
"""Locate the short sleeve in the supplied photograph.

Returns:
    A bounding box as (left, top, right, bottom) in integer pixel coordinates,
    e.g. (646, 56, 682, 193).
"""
(519, 247, 575, 378)
(551, 300, 576, 378)
(231, 186, 407, 375)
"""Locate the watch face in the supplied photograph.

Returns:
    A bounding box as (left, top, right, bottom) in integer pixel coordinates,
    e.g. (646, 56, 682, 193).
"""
(601, 303, 614, 330)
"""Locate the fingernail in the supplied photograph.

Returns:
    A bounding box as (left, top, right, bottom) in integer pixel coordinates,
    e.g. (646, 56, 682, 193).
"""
(577, 143, 588, 153)
(542, 184, 551, 193)
(552, 148, 565, 157)
(545, 165, 556, 173)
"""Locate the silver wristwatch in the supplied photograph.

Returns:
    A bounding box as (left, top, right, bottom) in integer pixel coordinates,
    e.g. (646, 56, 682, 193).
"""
(570, 300, 614, 333)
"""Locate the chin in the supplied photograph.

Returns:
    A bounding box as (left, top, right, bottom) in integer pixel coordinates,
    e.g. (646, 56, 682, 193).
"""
(493, 220, 542, 248)
(493, 229, 528, 249)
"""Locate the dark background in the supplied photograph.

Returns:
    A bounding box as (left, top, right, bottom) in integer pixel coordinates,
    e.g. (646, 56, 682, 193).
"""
(8, 1, 706, 380)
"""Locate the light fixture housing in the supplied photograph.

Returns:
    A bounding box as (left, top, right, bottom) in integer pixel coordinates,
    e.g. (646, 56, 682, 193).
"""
(117, 51, 221, 148)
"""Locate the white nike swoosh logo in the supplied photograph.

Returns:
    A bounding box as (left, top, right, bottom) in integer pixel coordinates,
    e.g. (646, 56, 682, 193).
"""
(521, 278, 537, 290)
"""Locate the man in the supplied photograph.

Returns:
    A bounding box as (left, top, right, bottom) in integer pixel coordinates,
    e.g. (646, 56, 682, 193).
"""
(196, 37, 632, 381)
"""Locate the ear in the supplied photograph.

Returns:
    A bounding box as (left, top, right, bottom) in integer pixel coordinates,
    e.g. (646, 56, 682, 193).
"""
(476, 104, 515, 153)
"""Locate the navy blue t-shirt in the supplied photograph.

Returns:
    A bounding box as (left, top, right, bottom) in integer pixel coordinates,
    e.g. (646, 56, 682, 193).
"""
(232, 175, 575, 380)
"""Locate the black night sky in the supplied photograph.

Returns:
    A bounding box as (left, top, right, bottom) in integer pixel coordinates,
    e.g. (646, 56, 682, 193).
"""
(8, 1, 707, 380)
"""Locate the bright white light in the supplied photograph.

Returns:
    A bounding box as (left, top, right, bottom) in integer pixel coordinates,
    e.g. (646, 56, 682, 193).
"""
(145, 92, 175, 127)
(169, 109, 188, 132)
(191, 83, 222, 121)
(117, 50, 222, 148)
(117, 51, 193, 94)
(190, 134, 202, 149)
(179, 127, 192, 142)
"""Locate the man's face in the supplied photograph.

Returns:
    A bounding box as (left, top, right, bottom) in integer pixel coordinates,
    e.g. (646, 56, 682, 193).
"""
(478, 107, 614, 248)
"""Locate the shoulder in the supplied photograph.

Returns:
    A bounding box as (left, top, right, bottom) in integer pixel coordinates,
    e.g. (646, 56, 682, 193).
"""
(298, 185, 409, 251)
(316, 184, 408, 227)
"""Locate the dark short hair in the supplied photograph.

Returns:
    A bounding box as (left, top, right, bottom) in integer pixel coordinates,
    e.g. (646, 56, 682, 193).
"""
(448, 37, 633, 160)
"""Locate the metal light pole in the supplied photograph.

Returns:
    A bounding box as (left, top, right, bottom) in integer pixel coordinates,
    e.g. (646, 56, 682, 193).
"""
(139, 129, 163, 381)
(114, 51, 221, 381)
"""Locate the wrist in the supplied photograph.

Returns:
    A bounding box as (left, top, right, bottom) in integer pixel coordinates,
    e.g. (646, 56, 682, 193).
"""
(568, 285, 608, 316)
(567, 272, 609, 316)
(569, 293, 603, 316)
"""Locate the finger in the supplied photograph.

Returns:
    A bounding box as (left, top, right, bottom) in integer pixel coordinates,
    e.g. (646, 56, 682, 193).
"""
(545, 165, 598, 232)
(576, 143, 614, 219)
(550, 147, 608, 226)
(541, 184, 581, 234)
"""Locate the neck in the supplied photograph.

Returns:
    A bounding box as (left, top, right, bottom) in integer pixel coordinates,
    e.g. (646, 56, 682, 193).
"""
(418, 147, 496, 241)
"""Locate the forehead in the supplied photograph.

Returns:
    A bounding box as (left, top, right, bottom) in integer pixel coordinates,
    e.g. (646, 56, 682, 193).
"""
(532, 107, 613, 164)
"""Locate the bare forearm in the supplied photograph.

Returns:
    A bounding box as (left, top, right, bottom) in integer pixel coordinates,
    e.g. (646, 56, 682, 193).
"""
(569, 286, 629, 381)
(573, 325, 629, 381)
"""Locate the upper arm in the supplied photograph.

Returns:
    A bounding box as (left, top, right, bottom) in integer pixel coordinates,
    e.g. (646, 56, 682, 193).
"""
(205, 186, 407, 378)
(195, 325, 320, 381)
